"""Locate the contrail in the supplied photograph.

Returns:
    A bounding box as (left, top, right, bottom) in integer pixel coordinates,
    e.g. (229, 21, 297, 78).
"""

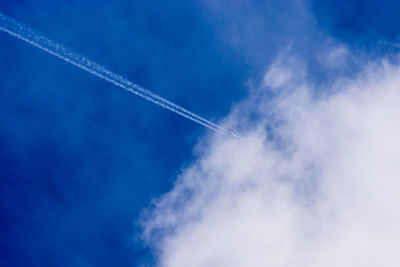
(0, 12, 240, 138)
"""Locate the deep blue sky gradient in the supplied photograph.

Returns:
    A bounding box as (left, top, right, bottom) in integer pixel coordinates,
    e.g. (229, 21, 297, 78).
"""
(1, 0, 400, 266)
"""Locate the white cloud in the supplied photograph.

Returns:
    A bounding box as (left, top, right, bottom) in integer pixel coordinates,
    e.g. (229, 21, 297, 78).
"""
(142, 53, 400, 267)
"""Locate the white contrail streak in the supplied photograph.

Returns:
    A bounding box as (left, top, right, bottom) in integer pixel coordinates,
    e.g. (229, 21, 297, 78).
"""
(0, 12, 240, 138)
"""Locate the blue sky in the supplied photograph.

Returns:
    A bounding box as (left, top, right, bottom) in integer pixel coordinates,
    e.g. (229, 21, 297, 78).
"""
(1, 0, 400, 266)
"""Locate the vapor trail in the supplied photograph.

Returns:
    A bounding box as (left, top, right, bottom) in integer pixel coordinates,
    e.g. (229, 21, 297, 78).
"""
(0, 12, 240, 138)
